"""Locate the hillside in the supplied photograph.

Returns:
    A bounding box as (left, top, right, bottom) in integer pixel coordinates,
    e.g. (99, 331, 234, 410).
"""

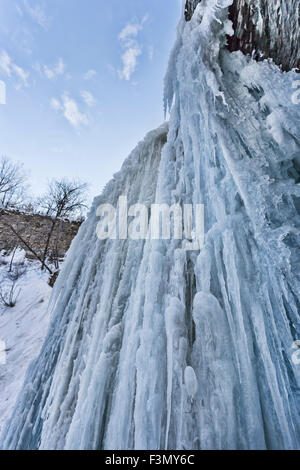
(0, 211, 81, 261)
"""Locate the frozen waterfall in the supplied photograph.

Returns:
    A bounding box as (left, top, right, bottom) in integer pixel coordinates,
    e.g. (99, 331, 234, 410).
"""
(1, 0, 300, 450)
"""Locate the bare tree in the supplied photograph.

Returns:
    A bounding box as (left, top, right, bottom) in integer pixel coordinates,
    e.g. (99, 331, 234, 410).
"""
(38, 178, 88, 271)
(0, 252, 26, 309)
(0, 156, 28, 211)
(0, 280, 21, 308)
(4, 222, 53, 275)
(0, 174, 88, 285)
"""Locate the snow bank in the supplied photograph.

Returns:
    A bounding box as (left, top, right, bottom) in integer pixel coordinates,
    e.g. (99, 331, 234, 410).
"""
(0, 251, 51, 436)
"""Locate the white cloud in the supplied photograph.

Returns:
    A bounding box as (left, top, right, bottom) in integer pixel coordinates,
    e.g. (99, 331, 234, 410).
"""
(50, 97, 62, 112)
(106, 64, 116, 78)
(15, 5, 23, 17)
(148, 45, 154, 61)
(23, 0, 49, 30)
(118, 15, 148, 81)
(84, 69, 97, 80)
(13, 64, 29, 88)
(50, 146, 64, 153)
(119, 24, 142, 41)
(44, 58, 65, 79)
(0, 50, 29, 87)
(62, 94, 88, 128)
(118, 14, 148, 41)
(119, 45, 142, 81)
(81, 90, 96, 107)
(51, 93, 88, 129)
(0, 51, 11, 76)
(33, 61, 42, 75)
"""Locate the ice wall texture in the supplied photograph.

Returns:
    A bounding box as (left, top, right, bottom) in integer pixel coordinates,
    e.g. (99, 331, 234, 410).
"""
(185, 0, 202, 21)
(185, 0, 300, 71)
(1, 0, 300, 450)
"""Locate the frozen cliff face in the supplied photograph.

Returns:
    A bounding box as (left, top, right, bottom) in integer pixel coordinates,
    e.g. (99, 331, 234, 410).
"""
(185, 0, 300, 71)
(227, 0, 300, 71)
(0, 124, 168, 450)
(185, 0, 202, 21)
(1, 0, 300, 450)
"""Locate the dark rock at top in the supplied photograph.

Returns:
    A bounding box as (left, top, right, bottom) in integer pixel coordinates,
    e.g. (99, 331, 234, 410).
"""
(184, 0, 299, 72)
(184, 0, 201, 21)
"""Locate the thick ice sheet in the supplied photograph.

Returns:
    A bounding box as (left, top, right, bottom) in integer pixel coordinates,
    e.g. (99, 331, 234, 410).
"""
(1, 1, 300, 450)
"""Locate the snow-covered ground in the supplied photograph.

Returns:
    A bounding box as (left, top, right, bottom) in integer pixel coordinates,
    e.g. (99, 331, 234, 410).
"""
(0, 249, 51, 435)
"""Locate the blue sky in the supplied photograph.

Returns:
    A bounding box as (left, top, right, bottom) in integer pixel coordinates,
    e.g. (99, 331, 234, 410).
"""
(0, 0, 182, 201)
